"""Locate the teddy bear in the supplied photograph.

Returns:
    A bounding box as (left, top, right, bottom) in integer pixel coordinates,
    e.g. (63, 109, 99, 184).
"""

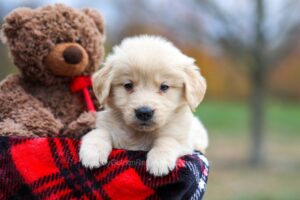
(0, 4, 105, 138)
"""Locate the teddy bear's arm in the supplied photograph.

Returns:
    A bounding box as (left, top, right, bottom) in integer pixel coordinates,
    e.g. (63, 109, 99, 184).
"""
(63, 111, 97, 138)
(62, 87, 100, 138)
(0, 75, 63, 137)
(0, 119, 31, 137)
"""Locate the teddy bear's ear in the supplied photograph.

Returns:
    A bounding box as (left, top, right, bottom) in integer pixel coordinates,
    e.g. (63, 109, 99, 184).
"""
(1, 7, 33, 44)
(82, 8, 105, 35)
(0, 28, 5, 44)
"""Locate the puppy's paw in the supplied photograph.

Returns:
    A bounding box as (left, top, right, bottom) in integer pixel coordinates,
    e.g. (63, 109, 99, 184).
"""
(146, 149, 177, 176)
(79, 142, 111, 169)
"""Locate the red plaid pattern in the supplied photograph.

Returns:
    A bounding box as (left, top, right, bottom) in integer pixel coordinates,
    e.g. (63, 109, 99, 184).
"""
(0, 136, 209, 200)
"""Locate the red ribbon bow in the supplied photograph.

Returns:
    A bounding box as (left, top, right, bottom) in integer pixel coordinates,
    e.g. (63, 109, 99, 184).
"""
(70, 76, 95, 112)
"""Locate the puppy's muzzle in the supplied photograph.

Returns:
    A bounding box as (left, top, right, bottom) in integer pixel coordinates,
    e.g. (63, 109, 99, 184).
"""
(135, 106, 154, 121)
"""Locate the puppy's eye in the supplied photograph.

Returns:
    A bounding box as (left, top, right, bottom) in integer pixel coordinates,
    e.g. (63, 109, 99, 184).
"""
(123, 81, 134, 91)
(160, 83, 170, 92)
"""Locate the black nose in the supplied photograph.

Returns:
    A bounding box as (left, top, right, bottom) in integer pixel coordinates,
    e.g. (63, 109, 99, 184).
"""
(63, 45, 83, 65)
(135, 106, 154, 121)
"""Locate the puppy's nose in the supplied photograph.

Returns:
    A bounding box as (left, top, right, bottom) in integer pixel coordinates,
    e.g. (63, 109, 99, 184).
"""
(135, 106, 154, 121)
(63, 45, 83, 65)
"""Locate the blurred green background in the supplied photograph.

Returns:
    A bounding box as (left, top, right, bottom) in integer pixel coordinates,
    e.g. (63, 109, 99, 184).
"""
(0, 1, 300, 199)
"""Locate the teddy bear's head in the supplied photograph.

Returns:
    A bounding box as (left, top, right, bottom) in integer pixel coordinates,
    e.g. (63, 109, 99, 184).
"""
(0, 4, 105, 85)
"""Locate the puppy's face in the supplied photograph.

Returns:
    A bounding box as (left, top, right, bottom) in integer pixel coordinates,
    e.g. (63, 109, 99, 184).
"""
(110, 63, 186, 132)
(93, 36, 206, 132)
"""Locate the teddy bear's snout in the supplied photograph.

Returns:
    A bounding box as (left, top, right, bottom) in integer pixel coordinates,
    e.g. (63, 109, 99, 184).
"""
(45, 43, 89, 77)
(63, 45, 83, 65)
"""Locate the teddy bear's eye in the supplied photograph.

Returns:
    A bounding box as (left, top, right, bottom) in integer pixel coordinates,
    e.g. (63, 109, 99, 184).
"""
(53, 37, 62, 44)
(75, 37, 83, 44)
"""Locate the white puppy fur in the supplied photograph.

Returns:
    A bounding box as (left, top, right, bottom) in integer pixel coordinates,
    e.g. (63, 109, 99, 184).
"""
(80, 35, 208, 176)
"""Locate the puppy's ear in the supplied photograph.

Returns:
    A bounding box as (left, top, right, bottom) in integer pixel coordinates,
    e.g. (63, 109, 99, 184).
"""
(92, 62, 113, 105)
(184, 64, 207, 111)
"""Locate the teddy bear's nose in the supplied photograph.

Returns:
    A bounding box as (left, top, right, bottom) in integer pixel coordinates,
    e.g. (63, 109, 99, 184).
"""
(45, 42, 89, 77)
(63, 45, 83, 65)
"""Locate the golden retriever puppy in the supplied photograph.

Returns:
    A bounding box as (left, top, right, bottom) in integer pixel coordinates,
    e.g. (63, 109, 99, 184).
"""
(79, 35, 208, 176)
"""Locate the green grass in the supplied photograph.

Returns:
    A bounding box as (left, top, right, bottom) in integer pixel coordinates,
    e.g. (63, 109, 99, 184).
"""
(205, 132, 300, 200)
(266, 102, 300, 136)
(194, 100, 300, 200)
(232, 193, 300, 200)
(194, 100, 300, 136)
(195, 101, 249, 134)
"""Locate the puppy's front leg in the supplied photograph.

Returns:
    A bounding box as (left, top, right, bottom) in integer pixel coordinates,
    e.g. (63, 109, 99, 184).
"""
(146, 137, 190, 176)
(79, 129, 112, 169)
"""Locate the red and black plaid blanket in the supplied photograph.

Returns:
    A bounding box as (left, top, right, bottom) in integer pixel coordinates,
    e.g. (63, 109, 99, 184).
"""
(0, 136, 209, 200)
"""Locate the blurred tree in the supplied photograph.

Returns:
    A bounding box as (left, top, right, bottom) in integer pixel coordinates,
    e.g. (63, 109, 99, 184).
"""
(193, 0, 300, 165)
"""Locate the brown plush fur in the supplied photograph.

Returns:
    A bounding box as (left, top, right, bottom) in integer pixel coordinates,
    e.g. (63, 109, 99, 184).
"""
(0, 4, 105, 137)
